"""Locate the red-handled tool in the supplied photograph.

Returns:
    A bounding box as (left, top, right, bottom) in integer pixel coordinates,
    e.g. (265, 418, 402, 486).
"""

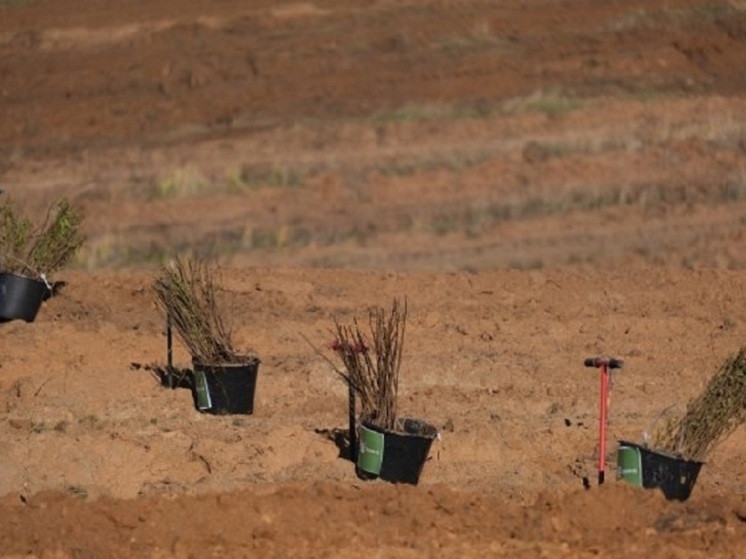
(584, 357, 624, 485)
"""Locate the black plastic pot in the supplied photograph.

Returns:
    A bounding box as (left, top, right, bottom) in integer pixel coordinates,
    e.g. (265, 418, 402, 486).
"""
(617, 440, 704, 501)
(356, 418, 439, 485)
(0, 272, 48, 323)
(191, 357, 260, 415)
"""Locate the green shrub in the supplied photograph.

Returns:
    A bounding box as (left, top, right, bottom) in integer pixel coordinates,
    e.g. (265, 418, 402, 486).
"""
(0, 196, 85, 278)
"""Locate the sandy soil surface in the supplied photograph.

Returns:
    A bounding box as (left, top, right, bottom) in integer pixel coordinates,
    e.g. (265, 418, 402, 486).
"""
(1, 0, 746, 556)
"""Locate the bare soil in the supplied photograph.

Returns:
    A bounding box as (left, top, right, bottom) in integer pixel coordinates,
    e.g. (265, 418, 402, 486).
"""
(2, 0, 746, 557)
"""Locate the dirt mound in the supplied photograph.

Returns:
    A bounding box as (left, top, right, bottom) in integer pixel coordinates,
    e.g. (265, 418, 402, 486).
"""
(2, 267, 746, 555)
(2, 482, 745, 558)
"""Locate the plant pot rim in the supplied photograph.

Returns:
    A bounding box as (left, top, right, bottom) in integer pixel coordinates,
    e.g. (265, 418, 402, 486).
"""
(362, 417, 439, 440)
(0, 271, 46, 282)
(192, 355, 261, 368)
(617, 439, 705, 465)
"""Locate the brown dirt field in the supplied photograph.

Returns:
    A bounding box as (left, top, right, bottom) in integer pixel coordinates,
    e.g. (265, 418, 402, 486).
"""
(1, 0, 746, 556)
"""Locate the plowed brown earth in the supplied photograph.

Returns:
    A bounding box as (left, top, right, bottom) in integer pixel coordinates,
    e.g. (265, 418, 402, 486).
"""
(2, 0, 746, 557)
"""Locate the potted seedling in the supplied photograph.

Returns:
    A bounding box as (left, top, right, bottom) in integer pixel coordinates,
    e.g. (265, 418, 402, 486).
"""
(317, 298, 439, 485)
(618, 346, 746, 500)
(152, 255, 260, 415)
(0, 196, 85, 322)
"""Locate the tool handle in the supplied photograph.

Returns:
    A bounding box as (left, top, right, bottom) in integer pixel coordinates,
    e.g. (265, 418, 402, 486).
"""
(584, 357, 624, 369)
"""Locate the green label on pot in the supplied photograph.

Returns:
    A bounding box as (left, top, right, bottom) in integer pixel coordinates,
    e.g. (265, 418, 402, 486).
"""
(194, 370, 212, 411)
(617, 445, 643, 486)
(357, 425, 384, 475)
